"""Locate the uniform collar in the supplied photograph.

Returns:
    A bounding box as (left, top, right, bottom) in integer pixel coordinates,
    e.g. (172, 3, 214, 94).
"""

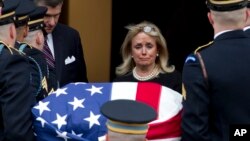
(214, 29, 246, 41)
(243, 25, 250, 31)
(214, 30, 232, 39)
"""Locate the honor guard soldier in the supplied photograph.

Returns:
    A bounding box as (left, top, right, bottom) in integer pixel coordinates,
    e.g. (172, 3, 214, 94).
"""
(101, 99, 157, 141)
(27, 3, 59, 93)
(15, 0, 49, 102)
(181, 0, 250, 141)
(21, 5, 55, 101)
(0, 0, 36, 140)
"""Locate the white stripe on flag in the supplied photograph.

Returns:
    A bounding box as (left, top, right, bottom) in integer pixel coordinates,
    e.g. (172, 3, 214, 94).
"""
(152, 86, 183, 123)
(110, 82, 138, 100)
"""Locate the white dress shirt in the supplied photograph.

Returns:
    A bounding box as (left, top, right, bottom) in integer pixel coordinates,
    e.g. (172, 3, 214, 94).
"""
(46, 33, 55, 58)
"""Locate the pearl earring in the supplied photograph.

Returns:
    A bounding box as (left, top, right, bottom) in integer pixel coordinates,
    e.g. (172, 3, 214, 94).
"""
(156, 53, 159, 57)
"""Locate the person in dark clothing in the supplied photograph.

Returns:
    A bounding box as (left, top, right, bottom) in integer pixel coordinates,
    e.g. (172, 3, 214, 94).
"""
(34, 0, 88, 87)
(22, 6, 55, 101)
(0, 0, 36, 140)
(15, 0, 50, 101)
(181, 0, 250, 141)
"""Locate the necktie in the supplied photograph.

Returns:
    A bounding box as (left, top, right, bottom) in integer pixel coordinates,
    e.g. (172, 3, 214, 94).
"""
(43, 37, 55, 68)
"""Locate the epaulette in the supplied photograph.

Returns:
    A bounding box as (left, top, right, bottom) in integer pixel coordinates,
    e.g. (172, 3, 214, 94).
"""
(194, 41, 213, 86)
(0, 41, 29, 56)
(194, 41, 213, 54)
(19, 42, 33, 52)
(0, 41, 14, 54)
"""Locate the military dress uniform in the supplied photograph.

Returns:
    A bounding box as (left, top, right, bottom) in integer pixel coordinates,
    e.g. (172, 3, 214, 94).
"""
(18, 43, 50, 101)
(14, 1, 50, 101)
(0, 0, 36, 140)
(0, 42, 36, 141)
(181, 1, 250, 141)
(26, 6, 56, 95)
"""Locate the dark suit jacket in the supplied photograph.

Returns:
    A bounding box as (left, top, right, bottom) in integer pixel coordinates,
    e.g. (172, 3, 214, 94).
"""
(52, 23, 88, 87)
(182, 30, 250, 141)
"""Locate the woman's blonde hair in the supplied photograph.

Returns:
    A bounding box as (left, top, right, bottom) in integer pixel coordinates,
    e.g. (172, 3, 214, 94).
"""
(115, 21, 174, 76)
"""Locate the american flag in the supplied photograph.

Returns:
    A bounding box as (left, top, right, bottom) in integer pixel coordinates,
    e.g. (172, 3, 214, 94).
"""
(32, 82, 182, 141)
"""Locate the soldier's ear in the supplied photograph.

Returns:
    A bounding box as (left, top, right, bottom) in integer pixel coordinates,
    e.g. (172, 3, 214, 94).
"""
(207, 12, 214, 25)
(245, 9, 249, 23)
(36, 32, 41, 45)
(9, 24, 16, 42)
(36, 31, 44, 46)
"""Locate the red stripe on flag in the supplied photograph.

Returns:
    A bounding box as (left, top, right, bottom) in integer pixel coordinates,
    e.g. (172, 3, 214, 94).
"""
(135, 82, 161, 115)
(147, 110, 182, 140)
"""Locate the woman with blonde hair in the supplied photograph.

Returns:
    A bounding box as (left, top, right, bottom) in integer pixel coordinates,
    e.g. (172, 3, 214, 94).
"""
(114, 21, 181, 93)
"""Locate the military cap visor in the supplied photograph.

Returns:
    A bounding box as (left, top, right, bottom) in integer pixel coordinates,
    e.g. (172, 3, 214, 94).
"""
(15, 0, 36, 27)
(0, 0, 20, 26)
(28, 6, 47, 32)
(207, 0, 248, 11)
(101, 99, 157, 134)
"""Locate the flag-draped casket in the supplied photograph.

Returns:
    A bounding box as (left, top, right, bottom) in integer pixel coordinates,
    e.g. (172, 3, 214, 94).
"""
(32, 82, 183, 141)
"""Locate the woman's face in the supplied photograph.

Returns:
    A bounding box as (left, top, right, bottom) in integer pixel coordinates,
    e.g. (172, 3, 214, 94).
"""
(131, 32, 158, 68)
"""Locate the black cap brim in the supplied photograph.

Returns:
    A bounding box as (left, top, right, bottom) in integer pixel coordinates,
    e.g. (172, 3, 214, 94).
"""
(101, 99, 157, 124)
(207, 0, 248, 11)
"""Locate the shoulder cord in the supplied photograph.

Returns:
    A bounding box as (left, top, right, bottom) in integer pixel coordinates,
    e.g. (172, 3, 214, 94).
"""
(196, 52, 209, 87)
(18, 43, 43, 97)
(28, 56, 43, 97)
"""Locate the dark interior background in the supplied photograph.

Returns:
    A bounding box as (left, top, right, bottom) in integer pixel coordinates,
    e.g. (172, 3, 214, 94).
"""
(110, 0, 213, 81)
